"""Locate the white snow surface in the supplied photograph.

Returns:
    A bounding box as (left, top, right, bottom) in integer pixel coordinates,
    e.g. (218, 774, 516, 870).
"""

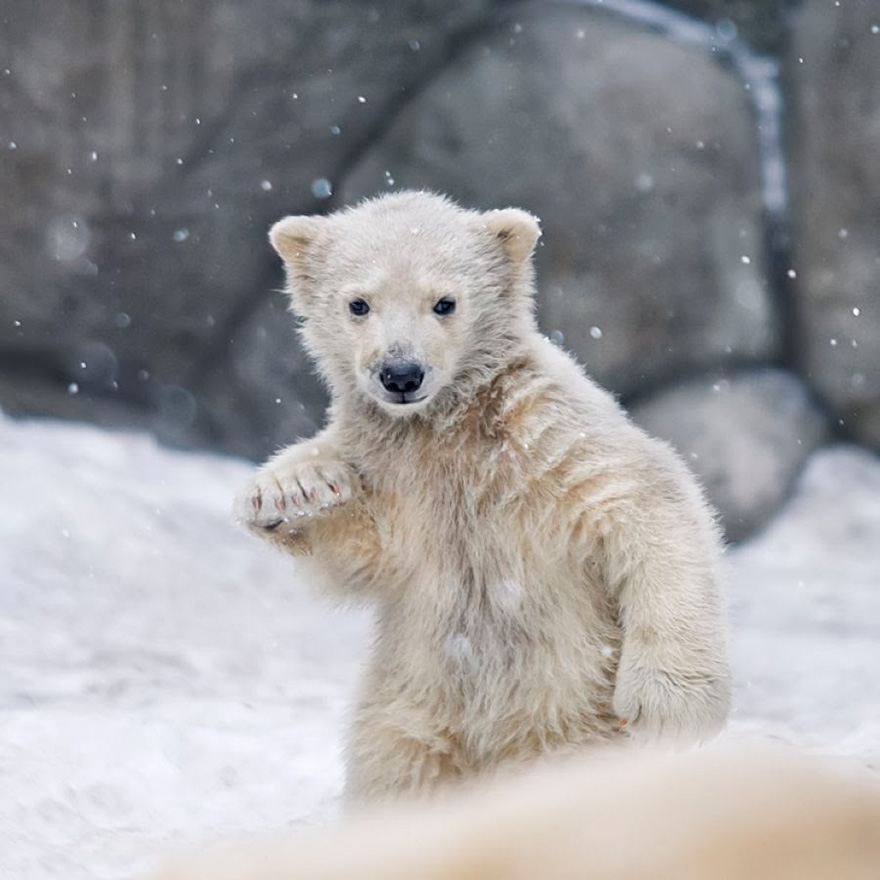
(1, 412, 878, 878)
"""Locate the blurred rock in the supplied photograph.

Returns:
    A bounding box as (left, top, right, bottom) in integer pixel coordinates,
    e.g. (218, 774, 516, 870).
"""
(630, 369, 829, 541)
(0, 0, 493, 454)
(341, 3, 777, 398)
(786, 1, 880, 451)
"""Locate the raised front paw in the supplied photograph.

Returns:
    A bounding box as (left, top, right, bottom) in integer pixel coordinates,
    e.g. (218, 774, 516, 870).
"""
(612, 648, 730, 746)
(234, 453, 357, 534)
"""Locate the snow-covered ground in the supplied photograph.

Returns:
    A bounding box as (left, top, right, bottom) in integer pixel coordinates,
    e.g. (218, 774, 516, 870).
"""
(1, 412, 878, 879)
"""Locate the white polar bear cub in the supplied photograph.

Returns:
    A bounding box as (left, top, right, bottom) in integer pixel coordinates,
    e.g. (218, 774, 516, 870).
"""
(235, 191, 730, 803)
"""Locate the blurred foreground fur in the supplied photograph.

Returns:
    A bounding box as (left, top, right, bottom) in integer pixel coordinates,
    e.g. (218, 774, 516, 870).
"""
(149, 744, 880, 880)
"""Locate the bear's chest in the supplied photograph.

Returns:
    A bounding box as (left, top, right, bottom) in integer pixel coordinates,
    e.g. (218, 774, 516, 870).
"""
(369, 471, 583, 640)
(363, 432, 538, 549)
(358, 432, 596, 640)
(369, 467, 528, 582)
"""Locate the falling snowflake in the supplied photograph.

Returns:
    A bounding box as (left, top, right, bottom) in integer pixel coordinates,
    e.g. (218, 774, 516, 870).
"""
(311, 178, 332, 199)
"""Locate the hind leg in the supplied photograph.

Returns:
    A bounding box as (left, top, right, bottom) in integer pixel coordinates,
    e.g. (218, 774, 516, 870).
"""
(343, 707, 465, 805)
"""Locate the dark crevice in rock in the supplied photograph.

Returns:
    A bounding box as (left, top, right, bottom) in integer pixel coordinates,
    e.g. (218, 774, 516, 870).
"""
(620, 344, 854, 454)
(0, 348, 71, 386)
(765, 214, 800, 371)
(620, 352, 793, 409)
(619, 350, 834, 446)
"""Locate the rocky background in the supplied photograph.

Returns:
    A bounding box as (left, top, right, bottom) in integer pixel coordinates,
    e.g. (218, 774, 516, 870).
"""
(1, 0, 877, 541)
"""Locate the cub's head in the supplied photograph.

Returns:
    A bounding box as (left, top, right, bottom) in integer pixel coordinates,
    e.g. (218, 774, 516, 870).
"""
(269, 191, 540, 416)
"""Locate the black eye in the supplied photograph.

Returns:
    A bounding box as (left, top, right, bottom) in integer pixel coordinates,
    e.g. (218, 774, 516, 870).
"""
(349, 299, 370, 316)
(433, 298, 456, 316)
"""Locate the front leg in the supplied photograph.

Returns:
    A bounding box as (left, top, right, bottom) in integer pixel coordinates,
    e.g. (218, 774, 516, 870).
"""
(598, 458, 731, 745)
(234, 434, 382, 597)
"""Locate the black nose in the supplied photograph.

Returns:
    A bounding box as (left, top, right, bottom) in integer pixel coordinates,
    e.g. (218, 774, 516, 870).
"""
(380, 361, 425, 395)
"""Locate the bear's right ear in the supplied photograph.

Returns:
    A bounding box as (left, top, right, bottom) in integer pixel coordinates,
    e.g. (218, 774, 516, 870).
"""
(269, 216, 326, 315)
(268, 215, 325, 277)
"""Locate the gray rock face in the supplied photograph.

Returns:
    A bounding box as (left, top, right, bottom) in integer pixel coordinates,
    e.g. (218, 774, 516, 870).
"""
(341, 4, 777, 398)
(786, 1, 880, 451)
(630, 369, 829, 541)
(0, 0, 492, 455)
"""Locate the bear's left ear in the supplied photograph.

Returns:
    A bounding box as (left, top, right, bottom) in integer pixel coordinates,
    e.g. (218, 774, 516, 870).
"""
(479, 208, 541, 264)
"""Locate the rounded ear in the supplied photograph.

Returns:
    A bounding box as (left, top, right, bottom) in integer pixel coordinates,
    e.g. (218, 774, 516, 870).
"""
(268, 215, 325, 269)
(269, 215, 327, 314)
(479, 208, 541, 263)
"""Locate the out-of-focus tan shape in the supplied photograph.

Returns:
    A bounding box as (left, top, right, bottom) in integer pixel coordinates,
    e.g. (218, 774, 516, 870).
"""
(147, 744, 880, 880)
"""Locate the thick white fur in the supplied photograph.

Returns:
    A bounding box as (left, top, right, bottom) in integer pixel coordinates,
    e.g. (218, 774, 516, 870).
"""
(148, 746, 880, 880)
(236, 191, 731, 802)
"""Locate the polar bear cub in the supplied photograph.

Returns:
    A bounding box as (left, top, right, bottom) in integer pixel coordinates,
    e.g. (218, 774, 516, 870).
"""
(235, 191, 731, 802)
